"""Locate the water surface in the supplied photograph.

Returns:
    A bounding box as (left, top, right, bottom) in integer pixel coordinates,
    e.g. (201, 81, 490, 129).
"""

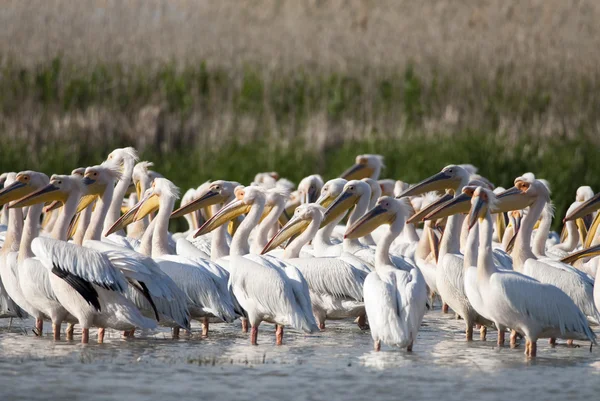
(1, 310, 598, 401)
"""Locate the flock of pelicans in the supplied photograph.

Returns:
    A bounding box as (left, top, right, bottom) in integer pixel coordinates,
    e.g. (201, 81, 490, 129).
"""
(1, 148, 600, 358)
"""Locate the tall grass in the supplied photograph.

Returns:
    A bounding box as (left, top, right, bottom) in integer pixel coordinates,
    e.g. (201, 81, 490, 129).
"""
(1, 0, 600, 229)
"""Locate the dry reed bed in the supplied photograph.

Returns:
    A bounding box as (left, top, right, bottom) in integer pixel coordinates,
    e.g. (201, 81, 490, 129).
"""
(0, 0, 599, 226)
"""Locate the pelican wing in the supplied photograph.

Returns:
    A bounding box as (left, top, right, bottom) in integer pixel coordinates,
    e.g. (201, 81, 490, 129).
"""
(492, 272, 596, 341)
(285, 258, 367, 301)
(32, 237, 127, 293)
(157, 255, 236, 323)
(176, 238, 211, 261)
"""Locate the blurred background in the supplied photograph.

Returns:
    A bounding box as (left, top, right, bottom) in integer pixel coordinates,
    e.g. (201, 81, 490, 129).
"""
(1, 0, 599, 226)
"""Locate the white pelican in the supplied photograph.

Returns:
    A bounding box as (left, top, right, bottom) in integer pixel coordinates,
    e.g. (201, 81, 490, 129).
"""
(0, 173, 46, 333)
(397, 166, 497, 340)
(312, 178, 347, 257)
(194, 186, 318, 344)
(4, 171, 81, 340)
(297, 175, 323, 205)
(345, 196, 428, 351)
(498, 177, 600, 328)
(77, 165, 190, 332)
(109, 178, 237, 336)
(340, 154, 384, 181)
(466, 186, 595, 356)
(13, 174, 157, 343)
(261, 204, 369, 330)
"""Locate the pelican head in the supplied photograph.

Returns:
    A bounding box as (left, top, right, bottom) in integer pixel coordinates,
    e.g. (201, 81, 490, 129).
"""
(315, 178, 348, 208)
(0, 171, 50, 207)
(564, 192, 600, 222)
(421, 178, 492, 221)
(264, 187, 291, 225)
(298, 174, 324, 204)
(344, 196, 403, 239)
(322, 180, 371, 227)
(193, 186, 263, 237)
(467, 187, 492, 229)
(494, 176, 549, 214)
(396, 165, 469, 198)
(261, 203, 324, 254)
(132, 161, 158, 200)
(77, 163, 122, 213)
(340, 154, 384, 180)
(11, 174, 81, 208)
(171, 180, 239, 219)
(134, 178, 179, 221)
(105, 147, 139, 170)
(576, 186, 594, 203)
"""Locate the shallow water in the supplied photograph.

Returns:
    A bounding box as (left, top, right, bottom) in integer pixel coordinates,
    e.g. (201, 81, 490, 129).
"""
(0, 310, 598, 401)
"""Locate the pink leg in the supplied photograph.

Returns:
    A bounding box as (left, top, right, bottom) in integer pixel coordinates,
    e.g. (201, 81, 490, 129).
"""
(66, 323, 74, 341)
(442, 303, 449, 313)
(549, 337, 556, 347)
(510, 330, 518, 348)
(466, 325, 473, 342)
(82, 328, 90, 344)
(35, 318, 43, 336)
(480, 325, 487, 341)
(529, 341, 537, 357)
(129, 328, 136, 338)
(374, 340, 381, 351)
(52, 323, 61, 341)
(407, 341, 413, 352)
(357, 314, 368, 330)
(319, 321, 326, 331)
(172, 327, 180, 339)
(251, 324, 259, 345)
(98, 328, 105, 344)
(497, 330, 505, 346)
(241, 318, 249, 333)
(202, 317, 209, 337)
(275, 325, 284, 345)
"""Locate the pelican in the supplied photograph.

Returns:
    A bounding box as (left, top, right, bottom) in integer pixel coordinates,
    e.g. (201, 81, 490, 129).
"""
(194, 186, 318, 344)
(110, 178, 237, 336)
(322, 180, 414, 270)
(12, 174, 157, 343)
(340, 154, 384, 181)
(0, 173, 46, 333)
(297, 175, 323, 205)
(261, 204, 369, 330)
(497, 177, 600, 328)
(397, 166, 497, 340)
(345, 196, 428, 351)
(77, 164, 190, 332)
(466, 186, 595, 356)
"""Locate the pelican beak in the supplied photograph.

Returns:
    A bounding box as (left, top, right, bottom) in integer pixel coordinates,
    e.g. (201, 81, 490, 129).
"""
(126, 182, 136, 196)
(10, 182, 66, 208)
(467, 195, 487, 230)
(424, 192, 471, 221)
(278, 210, 290, 227)
(428, 226, 440, 262)
(259, 205, 274, 223)
(564, 193, 600, 222)
(493, 186, 531, 213)
(283, 197, 301, 223)
(561, 243, 600, 265)
(194, 199, 251, 237)
(584, 213, 600, 249)
(576, 218, 588, 245)
(345, 204, 394, 239)
(77, 175, 104, 214)
(171, 189, 225, 219)
(45, 200, 63, 213)
(495, 212, 507, 243)
(316, 193, 335, 208)
(67, 213, 81, 239)
(396, 171, 457, 198)
(133, 193, 160, 222)
(321, 190, 358, 228)
(0, 180, 29, 206)
(261, 215, 310, 254)
(228, 217, 242, 237)
(105, 200, 144, 235)
(406, 193, 454, 224)
(340, 162, 373, 180)
(135, 181, 142, 200)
